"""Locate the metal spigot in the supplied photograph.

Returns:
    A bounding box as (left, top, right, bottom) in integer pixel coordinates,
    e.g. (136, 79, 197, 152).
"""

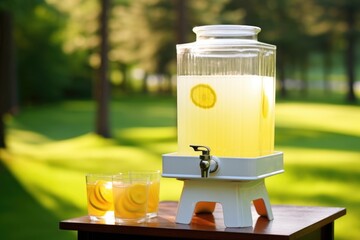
(190, 145, 218, 178)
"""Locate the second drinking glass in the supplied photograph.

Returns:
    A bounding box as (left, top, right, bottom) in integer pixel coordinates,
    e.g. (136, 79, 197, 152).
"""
(112, 172, 150, 224)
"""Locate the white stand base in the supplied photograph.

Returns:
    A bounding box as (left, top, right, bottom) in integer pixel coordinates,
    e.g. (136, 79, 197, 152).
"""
(176, 179, 273, 228)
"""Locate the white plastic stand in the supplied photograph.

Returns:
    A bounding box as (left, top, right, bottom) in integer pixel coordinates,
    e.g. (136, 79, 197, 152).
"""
(162, 152, 283, 228)
(176, 179, 273, 227)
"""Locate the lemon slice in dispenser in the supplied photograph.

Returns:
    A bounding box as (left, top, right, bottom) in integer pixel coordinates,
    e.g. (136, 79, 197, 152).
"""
(191, 84, 217, 109)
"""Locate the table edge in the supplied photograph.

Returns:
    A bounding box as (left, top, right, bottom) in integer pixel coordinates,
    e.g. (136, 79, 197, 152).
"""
(59, 204, 346, 240)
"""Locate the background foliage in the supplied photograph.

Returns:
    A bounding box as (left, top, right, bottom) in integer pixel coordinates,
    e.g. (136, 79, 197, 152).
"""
(0, 0, 359, 104)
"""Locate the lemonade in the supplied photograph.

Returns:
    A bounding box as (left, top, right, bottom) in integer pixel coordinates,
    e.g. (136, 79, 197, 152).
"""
(86, 179, 113, 220)
(177, 75, 275, 157)
(113, 182, 149, 223)
(147, 180, 160, 217)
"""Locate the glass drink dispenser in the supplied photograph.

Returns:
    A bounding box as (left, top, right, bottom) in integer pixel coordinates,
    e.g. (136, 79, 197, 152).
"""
(163, 25, 283, 227)
(177, 25, 276, 157)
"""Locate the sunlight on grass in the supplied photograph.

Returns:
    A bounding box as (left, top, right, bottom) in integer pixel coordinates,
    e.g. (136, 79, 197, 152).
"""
(9, 129, 51, 145)
(278, 147, 359, 166)
(276, 103, 360, 136)
(2, 126, 181, 221)
(268, 146, 360, 240)
(268, 148, 360, 202)
(1, 98, 359, 240)
(116, 126, 176, 142)
(1, 151, 85, 216)
(271, 102, 360, 240)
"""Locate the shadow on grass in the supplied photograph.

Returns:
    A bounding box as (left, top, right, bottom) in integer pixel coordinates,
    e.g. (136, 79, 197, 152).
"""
(10, 96, 177, 141)
(269, 164, 358, 240)
(277, 164, 360, 204)
(289, 164, 360, 183)
(0, 159, 75, 240)
(276, 126, 360, 153)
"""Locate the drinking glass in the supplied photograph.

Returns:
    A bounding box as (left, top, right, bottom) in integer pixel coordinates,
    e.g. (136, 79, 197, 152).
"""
(86, 174, 114, 222)
(112, 172, 150, 224)
(142, 170, 161, 218)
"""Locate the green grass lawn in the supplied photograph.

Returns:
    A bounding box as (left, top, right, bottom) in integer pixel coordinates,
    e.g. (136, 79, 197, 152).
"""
(0, 95, 359, 240)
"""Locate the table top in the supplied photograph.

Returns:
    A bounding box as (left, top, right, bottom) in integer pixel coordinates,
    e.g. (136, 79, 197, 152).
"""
(59, 201, 346, 240)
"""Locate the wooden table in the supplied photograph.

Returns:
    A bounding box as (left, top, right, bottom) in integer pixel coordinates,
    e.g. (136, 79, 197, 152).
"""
(59, 201, 346, 240)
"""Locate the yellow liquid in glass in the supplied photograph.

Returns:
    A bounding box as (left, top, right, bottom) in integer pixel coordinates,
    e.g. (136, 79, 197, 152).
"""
(86, 180, 113, 217)
(177, 75, 275, 157)
(113, 183, 148, 220)
(147, 181, 160, 214)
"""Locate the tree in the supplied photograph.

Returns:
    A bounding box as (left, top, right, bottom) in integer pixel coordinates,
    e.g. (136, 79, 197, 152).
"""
(47, 0, 112, 137)
(110, 0, 177, 93)
(175, 0, 187, 44)
(314, 0, 359, 102)
(0, 9, 17, 149)
(109, 0, 230, 93)
(0, 0, 41, 148)
(343, 3, 358, 102)
(95, 0, 111, 137)
(222, 0, 305, 97)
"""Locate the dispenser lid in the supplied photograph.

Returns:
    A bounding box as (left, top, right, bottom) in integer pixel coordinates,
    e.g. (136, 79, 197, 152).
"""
(193, 25, 261, 39)
(177, 24, 276, 50)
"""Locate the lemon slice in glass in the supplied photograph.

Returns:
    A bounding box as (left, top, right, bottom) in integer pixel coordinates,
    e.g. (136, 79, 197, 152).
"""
(89, 190, 109, 211)
(191, 84, 216, 109)
(128, 183, 147, 205)
(94, 180, 113, 204)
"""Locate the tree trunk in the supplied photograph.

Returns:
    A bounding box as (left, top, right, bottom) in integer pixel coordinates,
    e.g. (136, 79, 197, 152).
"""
(0, 10, 17, 148)
(141, 72, 149, 94)
(176, 0, 187, 44)
(344, 6, 357, 103)
(95, 0, 111, 138)
(118, 63, 128, 92)
(0, 116, 5, 149)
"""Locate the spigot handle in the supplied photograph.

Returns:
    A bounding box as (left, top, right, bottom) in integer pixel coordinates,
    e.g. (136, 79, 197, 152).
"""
(190, 145, 214, 178)
(189, 145, 211, 160)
